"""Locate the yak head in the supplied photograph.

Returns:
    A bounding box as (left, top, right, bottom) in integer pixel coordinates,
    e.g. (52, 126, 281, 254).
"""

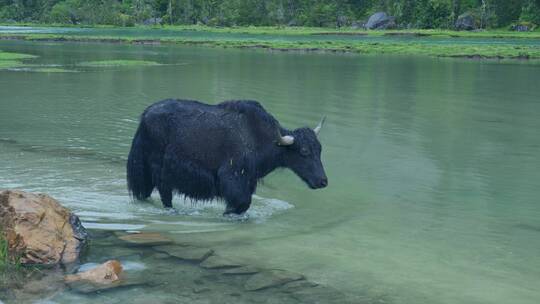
(277, 117, 328, 189)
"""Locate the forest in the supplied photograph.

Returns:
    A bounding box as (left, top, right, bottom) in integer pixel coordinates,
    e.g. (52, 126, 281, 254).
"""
(0, 0, 539, 29)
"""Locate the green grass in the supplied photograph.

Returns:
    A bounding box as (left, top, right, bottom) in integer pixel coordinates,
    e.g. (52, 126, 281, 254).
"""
(0, 59, 23, 68)
(156, 25, 540, 39)
(30, 67, 75, 72)
(0, 51, 38, 60)
(78, 59, 161, 67)
(1, 26, 540, 60)
(10, 67, 77, 73)
(0, 230, 19, 269)
(3, 22, 540, 38)
(0, 50, 38, 69)
(0, 232, 8, 268)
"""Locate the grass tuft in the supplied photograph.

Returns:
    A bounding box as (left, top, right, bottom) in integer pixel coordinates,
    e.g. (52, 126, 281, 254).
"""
(0, 230, 21, 270)
(78, 59, 161, 67)
(0, 50, 38, 69)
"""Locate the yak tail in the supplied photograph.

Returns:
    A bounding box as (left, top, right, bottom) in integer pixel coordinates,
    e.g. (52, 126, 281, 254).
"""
(127, 123, 153, 200)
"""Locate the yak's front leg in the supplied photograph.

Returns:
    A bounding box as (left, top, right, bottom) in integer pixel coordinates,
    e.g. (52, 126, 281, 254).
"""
(218, 165, 255, 215)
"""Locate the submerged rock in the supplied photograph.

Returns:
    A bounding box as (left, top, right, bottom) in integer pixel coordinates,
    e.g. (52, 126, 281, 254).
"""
(154, 245, 214, 262)
(0, 190, 88, 265)
(65, 260, 123, 285)
(118, 232, 172, 246)
(281, 279, 319, 292)
(63, 260, 147, 293)
(289, 285, 360, 304)
(222, 265, 260, 275)
(0, 268, 66, 303)
(199, 254, 242, 269)
(244, 269, 304, 291)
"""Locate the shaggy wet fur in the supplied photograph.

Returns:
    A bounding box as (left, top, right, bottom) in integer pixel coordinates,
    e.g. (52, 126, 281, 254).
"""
(127, 99, 327, 214)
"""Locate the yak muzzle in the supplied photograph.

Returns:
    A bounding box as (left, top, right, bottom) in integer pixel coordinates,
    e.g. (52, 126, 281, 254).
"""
(308, 177, 328, 189)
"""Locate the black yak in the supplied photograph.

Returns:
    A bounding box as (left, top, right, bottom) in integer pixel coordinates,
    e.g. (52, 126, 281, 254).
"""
(127, 99, 327, 215)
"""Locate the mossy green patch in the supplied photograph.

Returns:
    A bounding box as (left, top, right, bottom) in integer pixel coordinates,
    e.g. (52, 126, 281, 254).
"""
(78, 60, 161, 67)
(0, 51, 37, 61)
(8, 67, 77, 73)
(32, 67, 75, 73)
(0, 60, 23, 69)
(0, 50, 38, 70)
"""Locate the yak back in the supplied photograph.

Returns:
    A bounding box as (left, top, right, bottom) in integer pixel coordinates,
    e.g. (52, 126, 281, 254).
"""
(140, 99, 282, 171)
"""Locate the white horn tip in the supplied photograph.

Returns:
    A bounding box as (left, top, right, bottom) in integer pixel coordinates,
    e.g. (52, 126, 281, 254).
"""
(279, 135, 295, 146)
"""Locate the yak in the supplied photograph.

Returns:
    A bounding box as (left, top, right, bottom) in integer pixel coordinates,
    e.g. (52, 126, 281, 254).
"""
(127, 99, 327, 215)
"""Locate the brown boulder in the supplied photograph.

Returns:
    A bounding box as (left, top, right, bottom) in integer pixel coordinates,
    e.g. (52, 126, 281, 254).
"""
(0, 190, 88, 265)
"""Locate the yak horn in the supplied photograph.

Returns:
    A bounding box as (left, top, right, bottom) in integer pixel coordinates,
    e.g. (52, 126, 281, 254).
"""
(277, 129, 294, 146)
(314, 116, 326, 135)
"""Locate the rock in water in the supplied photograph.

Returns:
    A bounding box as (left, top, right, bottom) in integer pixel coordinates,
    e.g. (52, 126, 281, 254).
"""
(64, 260, 138, 293)
(365, 12, 396, 30)
(0, 190, 88, 265)
(244, 270, 304, 291)
(65, 260, 123, 284)
(222, 265, 260, 275)
(154, 245, 214, 262)
(199, 254, 242, 269)
(118, 232, 172, 246)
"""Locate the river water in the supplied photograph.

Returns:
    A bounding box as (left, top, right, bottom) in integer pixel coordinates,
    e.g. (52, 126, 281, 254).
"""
(1, 36, 540, 304)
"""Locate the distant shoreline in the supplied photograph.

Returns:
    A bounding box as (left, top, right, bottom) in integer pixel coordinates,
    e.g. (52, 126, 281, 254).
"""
(1, 25, 540, 61)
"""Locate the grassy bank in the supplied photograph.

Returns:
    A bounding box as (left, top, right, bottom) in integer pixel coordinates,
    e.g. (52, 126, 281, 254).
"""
(1, 25, 540, 60)
(3, 23, 540, 38)
(152, 25, 540, 39)
(0, 230, 19, 269)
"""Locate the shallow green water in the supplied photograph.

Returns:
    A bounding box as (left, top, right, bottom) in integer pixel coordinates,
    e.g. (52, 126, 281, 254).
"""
(1, 40, 540, 304)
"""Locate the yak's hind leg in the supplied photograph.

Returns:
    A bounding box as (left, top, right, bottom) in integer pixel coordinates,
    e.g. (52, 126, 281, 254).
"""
(218, 165, 256, 215)
(158, 146, 218, 209)
(157, 148, 175, 208)
(158, 187, 173, 208)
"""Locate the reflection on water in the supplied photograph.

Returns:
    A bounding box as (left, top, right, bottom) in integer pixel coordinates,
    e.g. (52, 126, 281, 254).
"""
(1, 40, 540, 304)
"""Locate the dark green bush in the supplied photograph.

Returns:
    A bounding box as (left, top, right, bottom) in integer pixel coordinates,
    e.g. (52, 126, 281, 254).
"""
(0, 0, 539, 29)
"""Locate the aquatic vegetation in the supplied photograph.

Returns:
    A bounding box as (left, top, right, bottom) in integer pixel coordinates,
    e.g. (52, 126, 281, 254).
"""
(0, 50, 38, 69)
(0, 51, 37, 61)
(31, 67, 75, 73)
(78, 60, 161, 67)
(160, 25, 540, 39)
(2, 30, 540, 60)
(0, 59, 23, 68)
(17, 67, 76, 73)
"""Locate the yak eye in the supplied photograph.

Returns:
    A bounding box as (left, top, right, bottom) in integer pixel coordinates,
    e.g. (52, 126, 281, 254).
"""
(300, 147, 310, 157)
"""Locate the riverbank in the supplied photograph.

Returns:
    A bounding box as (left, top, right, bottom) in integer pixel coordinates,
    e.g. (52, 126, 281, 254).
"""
(1, 25, 540, 60)
(3, 23, 540, 38)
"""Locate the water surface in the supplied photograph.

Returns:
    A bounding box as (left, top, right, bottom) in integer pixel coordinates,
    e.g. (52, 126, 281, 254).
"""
(1, 40, 540, 304)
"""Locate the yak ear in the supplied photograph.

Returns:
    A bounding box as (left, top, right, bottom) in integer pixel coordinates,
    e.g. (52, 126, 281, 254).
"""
(313, 116, 326, 136)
